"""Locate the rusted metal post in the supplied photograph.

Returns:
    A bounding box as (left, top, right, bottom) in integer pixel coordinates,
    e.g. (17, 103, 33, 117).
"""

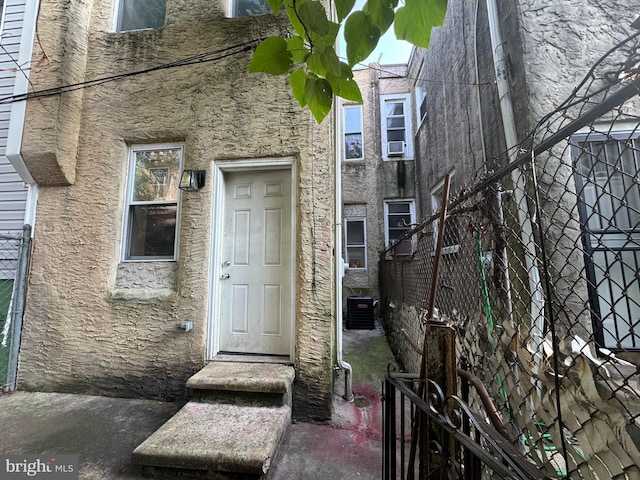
(407, 175, 451, 479)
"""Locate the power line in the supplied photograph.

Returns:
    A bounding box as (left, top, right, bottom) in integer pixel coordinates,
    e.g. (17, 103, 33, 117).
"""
(0, 38, 265, 105)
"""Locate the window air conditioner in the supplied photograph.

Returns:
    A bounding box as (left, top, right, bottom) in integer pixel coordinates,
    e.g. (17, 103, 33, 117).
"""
(387, 141, 405, 156)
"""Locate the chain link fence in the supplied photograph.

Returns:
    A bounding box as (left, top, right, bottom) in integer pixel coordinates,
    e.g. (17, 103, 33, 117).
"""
(380, 32, 640, 478)
(0, 225, 31, 393)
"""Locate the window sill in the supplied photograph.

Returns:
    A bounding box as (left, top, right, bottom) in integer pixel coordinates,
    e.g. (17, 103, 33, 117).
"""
(109, 288, 176, 304)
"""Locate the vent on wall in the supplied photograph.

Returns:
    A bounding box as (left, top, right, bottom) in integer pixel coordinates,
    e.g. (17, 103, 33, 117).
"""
(346, 296, 375, 329)
(387, 141, 405, 156)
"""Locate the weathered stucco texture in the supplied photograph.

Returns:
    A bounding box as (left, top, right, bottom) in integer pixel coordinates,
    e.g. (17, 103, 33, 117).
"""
(19, 0, 335, 419)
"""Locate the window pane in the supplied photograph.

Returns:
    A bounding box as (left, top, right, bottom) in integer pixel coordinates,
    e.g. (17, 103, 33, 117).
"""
(347, 247, 365, 268)
(234, 0, 271, 16)
(388, 130, 405, 142)
(133, 149, 181, 202)
(386, 102, 404, 116)
(387, 117, 405, 129)
(388, 203, 410, 214)
(346, 220, 365, 244)
(127, 205, 177, 258)
(344, 107, 362, 134)
(345, 133, 363, 160)
(118, 0, 166, 31)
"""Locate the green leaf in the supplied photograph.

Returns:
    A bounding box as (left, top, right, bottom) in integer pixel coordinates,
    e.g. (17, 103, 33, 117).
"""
(326, 62, 361, 102)
(307, 51, 327, 77)
(286, 35, 307, 63)
(248, 37, 292, 75)
(344, 11, 380, 67)
(320, 46, 341, 77)
(394, 0, 447, 49)
(267, 0, 283, 14)
(298, 1, 330, 36)
(289, 69, 307, 107)
(308, 21, 340, 50)
(305, 75, 333, 123)
(363, 0, 396, 35)
(335, 0, 356, 22)
(326, 73, 362, 103)
(284, 0, 310, 39)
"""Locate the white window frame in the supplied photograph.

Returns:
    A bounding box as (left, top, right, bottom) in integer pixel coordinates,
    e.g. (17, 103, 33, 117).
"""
(344, 217, 367, 269)
(380, 94, 413, 161)
(343, 104, 364, 161)
(122, 143, 184, 262)
(114, 0, 166, 32)
(431, 173, 460, 254)
(383, 200, 416, 255)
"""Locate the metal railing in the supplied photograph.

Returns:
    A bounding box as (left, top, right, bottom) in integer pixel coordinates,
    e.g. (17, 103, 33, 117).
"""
(383, 371, 549, 479)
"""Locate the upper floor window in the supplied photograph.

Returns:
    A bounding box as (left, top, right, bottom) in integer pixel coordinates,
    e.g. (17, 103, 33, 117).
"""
(231, 0, 272, 16)
(415, 67, 428, 125)
(123, 144, 183, 261)
(381, 94, 413, 160)
(116, 0, 166, 32)
(343, 105, 363, 161)
(431, 174, 460, 254)
(384, 200, 415, 255)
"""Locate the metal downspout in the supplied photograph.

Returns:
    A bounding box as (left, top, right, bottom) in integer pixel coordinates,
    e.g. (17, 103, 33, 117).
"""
(334, 98, 354, 402)
(485, 0, 545, 362)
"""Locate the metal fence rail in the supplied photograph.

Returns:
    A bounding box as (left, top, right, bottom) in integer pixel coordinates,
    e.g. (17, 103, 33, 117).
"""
(0, 225, 32, 392)
(380, 33, 640, 479)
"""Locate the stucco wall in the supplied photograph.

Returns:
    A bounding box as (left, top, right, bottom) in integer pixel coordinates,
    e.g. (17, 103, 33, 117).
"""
(19, 0, 335, 420)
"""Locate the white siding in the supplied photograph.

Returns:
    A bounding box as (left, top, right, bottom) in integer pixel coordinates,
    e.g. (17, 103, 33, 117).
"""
(0, 0, 31, 239)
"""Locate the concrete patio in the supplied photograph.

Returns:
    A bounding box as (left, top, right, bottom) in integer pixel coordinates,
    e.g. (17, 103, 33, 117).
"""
(0, 323, 396, 479)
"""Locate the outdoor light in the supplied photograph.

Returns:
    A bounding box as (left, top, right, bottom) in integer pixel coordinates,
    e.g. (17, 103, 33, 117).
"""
(179, 169, 206, 192)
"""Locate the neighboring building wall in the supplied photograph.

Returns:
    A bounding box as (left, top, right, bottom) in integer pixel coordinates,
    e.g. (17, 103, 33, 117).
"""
(18, 0, 335, 420)
(398, 0, 640, 368)
(340, 65, 416, 312)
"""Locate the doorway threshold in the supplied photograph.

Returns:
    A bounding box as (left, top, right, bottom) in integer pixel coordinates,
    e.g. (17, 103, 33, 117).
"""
(212, 353, 293, 365)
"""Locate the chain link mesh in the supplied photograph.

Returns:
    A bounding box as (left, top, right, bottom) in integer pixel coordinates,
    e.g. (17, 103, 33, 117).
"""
(380, 32, 640, 478)
(0, 231, 29, 392)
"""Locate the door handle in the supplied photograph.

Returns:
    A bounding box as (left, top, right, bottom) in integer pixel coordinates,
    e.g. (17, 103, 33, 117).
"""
(221, 273, 230, 280)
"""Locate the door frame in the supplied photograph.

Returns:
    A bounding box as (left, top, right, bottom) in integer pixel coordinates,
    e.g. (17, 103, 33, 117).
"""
(207, 157, 297, 361)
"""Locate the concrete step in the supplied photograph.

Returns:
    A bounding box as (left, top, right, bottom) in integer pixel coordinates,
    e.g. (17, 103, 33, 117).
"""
(133, 401, 291, 478)
(187, 362, 295, 407)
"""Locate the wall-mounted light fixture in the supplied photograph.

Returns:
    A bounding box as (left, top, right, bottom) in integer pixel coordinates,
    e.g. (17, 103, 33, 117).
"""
(179, 170, 206, 192)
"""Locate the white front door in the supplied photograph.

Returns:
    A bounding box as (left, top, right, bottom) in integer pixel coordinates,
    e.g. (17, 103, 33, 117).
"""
(218, 168, 293, 355)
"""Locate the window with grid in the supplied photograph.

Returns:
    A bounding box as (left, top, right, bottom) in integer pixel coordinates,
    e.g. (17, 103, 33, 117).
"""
(345, 218, 366, 269)
(384, 200, 415, 255)
(343, 105, 363, 161)
(123, 145, 183, 261)
(116, 0, 166, 32)
(572, 131, 640, 350)
(381, 94, 412, 160)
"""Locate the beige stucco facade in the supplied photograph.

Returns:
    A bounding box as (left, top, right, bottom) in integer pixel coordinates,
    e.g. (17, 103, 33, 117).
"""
(18, 0, 336, 420)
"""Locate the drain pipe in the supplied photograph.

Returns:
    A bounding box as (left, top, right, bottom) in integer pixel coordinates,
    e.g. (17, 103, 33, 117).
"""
(334, 97, 354, 403)
(485, 0, 545, 363)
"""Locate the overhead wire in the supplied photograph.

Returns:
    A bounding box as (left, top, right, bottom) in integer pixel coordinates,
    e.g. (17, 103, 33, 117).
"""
(0, 37, 266, 105)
